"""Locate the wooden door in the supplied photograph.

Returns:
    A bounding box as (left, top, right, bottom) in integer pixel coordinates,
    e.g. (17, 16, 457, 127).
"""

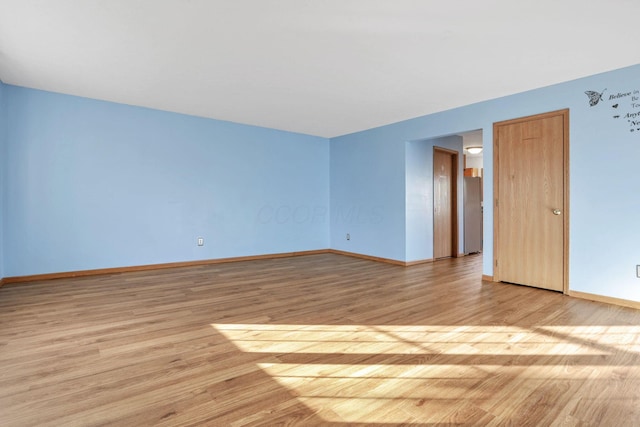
(433, 148, 458, 259)
(493, 110, 568, 292)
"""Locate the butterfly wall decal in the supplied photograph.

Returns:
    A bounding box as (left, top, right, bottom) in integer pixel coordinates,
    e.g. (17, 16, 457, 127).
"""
(585, 88, 606, 106)
(612, 104, 619, 108)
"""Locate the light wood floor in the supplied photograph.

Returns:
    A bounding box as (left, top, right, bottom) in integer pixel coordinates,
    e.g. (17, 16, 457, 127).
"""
(1, 253, 639, 426)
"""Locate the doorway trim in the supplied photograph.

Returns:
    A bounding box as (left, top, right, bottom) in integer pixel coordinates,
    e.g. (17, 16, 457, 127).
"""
(492, 109, 570, 293)
(433, 146, 459, 259)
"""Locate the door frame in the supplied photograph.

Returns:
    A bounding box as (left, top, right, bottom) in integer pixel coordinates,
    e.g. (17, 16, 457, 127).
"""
(492, 109, 570, 293)
(433, 146, 459, 259)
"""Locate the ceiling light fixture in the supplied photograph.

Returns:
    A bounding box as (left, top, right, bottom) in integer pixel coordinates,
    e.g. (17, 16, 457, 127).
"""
(466, 146, 483, 155)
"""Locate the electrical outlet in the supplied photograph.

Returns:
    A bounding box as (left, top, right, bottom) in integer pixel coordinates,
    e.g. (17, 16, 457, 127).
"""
(637, 265, 640, 278)
(197, 237, 204, 246)
(346, 233, 350, 241)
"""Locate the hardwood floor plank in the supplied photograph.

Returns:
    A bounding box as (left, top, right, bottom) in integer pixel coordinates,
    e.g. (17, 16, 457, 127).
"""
(1, 253, 639, 426)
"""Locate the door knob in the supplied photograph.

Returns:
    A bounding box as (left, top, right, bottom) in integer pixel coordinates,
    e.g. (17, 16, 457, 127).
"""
(552, 209, 562, 215)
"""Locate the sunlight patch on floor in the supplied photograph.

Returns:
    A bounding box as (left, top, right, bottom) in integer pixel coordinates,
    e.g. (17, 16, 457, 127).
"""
(211, 323, 637, 423)
(538, 325, 640, 352)
(212, 324, 617, 356)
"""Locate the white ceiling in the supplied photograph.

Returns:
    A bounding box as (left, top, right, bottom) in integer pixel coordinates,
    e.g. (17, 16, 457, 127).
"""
(0, 1, 638, 138)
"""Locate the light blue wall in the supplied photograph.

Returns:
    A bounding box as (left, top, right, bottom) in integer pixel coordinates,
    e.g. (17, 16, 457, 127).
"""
(0, 80, 6, 279)
(330, 128, 407, 260)
(330, 63, 640, 302)
(4, 86, 329, 277)
(406, 135, 463, 263)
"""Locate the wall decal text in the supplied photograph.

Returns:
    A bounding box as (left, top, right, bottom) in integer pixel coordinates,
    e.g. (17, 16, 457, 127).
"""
(585, 87, 640, 133)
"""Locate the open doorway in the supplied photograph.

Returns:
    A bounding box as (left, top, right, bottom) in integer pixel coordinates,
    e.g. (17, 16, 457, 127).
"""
(461, 130, 484, 254)
(405, 130, 483, 264)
